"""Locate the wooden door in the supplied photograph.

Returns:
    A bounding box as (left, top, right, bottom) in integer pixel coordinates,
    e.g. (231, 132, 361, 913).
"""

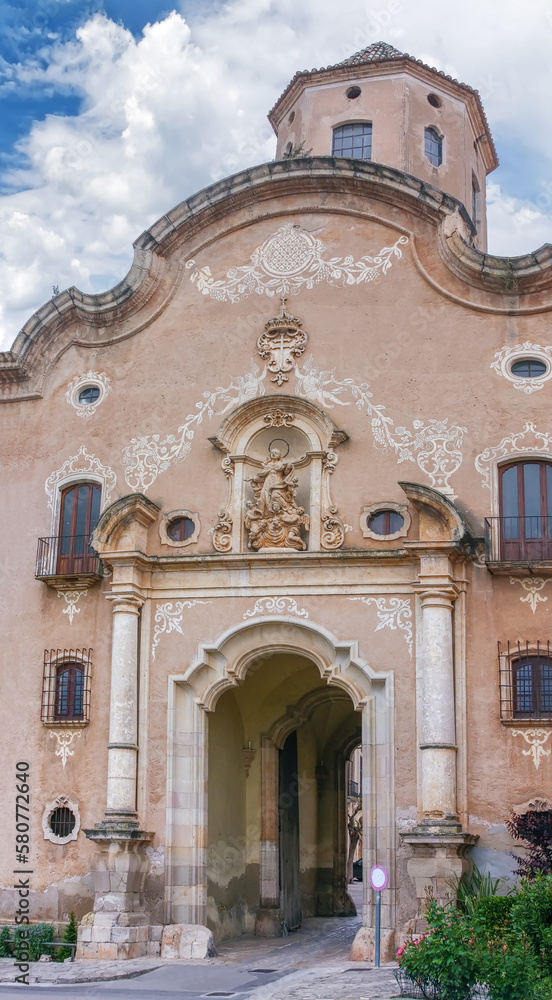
(279, 730, 302, 932)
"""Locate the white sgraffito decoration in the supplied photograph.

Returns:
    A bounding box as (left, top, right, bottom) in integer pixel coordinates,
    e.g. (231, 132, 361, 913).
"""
(122, 355, 465, 496)
(349, 596, 413, 659)
(475, 422, 552, 489)
(511, 729, 552, 770)
(50, 730, 82, 769)
(45, 445, 117, 512)
(66, 371, 111, 418)
(242, 596, 309, 619)
(185, 224, 409, 302)
(151, 600, 212, 661)
(491, 342, 552, 394)
(510, 577, 551, 613)
(58, 589, 87, 624)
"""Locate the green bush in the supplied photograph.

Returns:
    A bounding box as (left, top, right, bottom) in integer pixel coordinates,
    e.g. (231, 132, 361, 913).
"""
(472, 894, 514, 939)
(55, 912, 77, 962)
(475, 931, 538, 1000)
(533, 977, 552, 1000)
(0, 926, 12, 957)
(13, 923, 54, 962)
(510, 873, 552, 976)
(398, 899, 478, 1000)
(452, 863, 508, 915)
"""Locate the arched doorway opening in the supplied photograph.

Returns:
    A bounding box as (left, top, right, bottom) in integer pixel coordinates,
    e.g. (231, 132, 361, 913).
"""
(165, 616, 395, 955)
(206, 652, 361, 941)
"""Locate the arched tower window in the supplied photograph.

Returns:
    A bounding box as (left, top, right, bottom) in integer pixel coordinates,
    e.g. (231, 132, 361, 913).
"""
(332, 123, 372, 161)
(499, 460, 552, 561)
(424, 126, 442, 166)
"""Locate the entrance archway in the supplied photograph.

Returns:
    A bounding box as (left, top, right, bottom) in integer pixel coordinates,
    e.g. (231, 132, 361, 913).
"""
(165, 617, 395, 951)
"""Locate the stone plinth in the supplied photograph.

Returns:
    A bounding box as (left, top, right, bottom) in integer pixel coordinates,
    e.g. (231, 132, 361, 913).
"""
(78, 821, 154, 960)
(350, 925, 396, 963)
(401, 829, 477, 931)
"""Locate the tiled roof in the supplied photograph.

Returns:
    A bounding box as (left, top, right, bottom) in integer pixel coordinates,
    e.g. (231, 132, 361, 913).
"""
(335, 41, 407, 66)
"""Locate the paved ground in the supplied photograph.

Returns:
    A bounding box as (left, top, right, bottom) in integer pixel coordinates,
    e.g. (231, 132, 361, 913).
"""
(0, 884, 408, 999)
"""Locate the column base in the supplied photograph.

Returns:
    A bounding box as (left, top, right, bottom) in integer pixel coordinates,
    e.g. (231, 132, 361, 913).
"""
(255, 907, 286, 937)
(401, 828, 478, 929)
(78, 820, 154, 959)
(161, 924, 217, 959)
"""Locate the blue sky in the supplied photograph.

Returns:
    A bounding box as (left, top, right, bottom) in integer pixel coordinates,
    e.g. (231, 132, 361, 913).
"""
(1, 0, 552, 349)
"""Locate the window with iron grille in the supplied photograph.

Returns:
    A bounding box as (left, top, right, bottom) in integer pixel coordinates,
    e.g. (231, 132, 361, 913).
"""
(498, 641, 552, 722)
(50, 806, 76, 838)
(424, 126, 442, 166)
(332, 123, 372, 161)
(41, 649, 92, 724)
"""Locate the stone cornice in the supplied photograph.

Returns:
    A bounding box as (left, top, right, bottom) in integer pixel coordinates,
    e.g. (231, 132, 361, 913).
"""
(2, 158, 552, 400)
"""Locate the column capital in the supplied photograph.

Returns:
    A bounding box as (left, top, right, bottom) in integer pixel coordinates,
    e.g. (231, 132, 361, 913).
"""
(106, 591, 145, 614)
(411, 584, 460, 608)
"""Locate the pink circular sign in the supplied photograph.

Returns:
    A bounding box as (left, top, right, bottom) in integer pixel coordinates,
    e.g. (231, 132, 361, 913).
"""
(369, 864, 389, 891)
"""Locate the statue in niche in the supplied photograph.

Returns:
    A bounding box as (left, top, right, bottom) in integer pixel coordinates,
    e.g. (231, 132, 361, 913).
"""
(245, 444, 309, 551)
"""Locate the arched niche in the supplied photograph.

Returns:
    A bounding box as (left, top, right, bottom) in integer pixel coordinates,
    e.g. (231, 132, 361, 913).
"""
(209, 394, 348, 553)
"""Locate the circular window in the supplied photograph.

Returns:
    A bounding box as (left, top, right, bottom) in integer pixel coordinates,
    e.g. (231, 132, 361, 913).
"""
(347, 86, 361, 99)
(167, 517, 195, 542)
(510, 358, 548, 379)
(49, 806, 76, 839)
(368, 510, 405, 536)
(288, 111, 295, 125)
(78, 385, 101, 405)
(427, 93, 442, 108)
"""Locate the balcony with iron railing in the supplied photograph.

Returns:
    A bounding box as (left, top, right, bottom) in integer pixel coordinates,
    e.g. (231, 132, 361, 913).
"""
(484, 517, 552, 574)
(35, 535, 103, 590)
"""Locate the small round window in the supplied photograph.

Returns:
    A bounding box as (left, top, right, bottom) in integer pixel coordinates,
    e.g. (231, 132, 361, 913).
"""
(427, 92, 442, 108)
(78, 385, 101, 405)
(49, 806, 76, 839)
(368, 510, 405, 536)
(346, 86, 361, 99)
(167, 516, 195, 543)
(510, 358, 548, 379)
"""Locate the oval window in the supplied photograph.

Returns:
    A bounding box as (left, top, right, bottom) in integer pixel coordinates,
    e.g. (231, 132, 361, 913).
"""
(167, 516, 195, 542)
(49, 806, 76, 839)
(368, 510, 404, 536)
(78, 385, 101, 405)
(346, 86, 361, 99)
(511, 358, 548, 379)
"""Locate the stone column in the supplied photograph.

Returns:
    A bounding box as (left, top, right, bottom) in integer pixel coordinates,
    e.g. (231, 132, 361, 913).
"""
(80, 590, 154, 960)
(415, 584, 459, 827)
(105, 595, 143, 821)
(401, 543, 476, 928)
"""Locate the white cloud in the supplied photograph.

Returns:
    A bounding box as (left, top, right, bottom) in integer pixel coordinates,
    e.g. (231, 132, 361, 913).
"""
(1, 0, 552, 349)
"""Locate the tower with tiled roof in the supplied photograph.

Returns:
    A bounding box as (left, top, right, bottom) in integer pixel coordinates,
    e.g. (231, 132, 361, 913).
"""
(269, 42, 498, 251)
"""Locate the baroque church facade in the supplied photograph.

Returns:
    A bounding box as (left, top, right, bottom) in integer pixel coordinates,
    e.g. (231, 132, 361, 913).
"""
(1, 42, 552, 961)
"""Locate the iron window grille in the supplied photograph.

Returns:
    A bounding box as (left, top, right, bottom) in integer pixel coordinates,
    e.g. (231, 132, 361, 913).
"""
(498, 641, 552, 723)
(332, 123, 372, 161)
(41, 648, 92, 725)
(49, 806, 76, 839)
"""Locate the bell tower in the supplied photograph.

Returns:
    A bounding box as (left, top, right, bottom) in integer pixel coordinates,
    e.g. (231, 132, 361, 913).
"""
(268, 41, 498, 251)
